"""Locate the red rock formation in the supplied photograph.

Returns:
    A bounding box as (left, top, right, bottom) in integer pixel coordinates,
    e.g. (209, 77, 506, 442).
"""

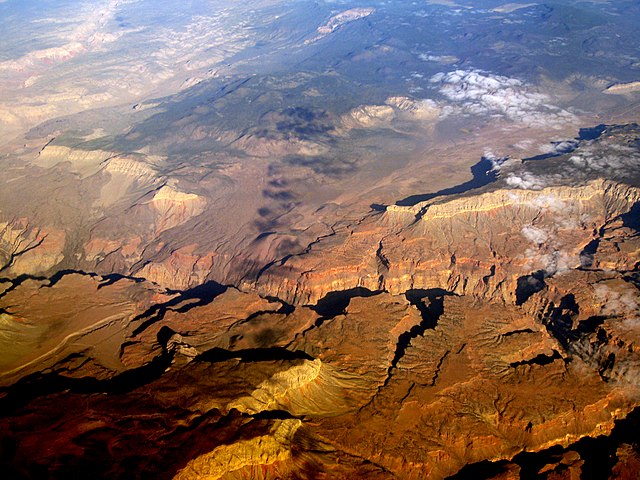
(255, 180, 640, 305)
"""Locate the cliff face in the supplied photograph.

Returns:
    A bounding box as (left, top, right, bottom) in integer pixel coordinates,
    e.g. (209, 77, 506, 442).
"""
(1, 265, 638, 479)
(3, 0, 640, 474)
(0, 126, 639, 479)
(254, 180, 640, 305)
(0, 218, 66, 277)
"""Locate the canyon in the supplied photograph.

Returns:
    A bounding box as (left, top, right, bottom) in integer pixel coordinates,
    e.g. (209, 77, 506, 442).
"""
(1, 124, 639, 479)
(1, 1, 640, 478)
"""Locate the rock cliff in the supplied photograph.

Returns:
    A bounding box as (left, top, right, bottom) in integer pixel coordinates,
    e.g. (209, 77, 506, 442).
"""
(0, 126, 639, 479)
(255, 179, 640, 305)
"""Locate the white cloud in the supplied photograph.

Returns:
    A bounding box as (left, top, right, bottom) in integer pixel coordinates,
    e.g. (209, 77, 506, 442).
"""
(517, 192, 589, 275)
(418, 53, 459, 64)
(502, 132, 640, 193)
(483, 150, 511, 171)
(594, 284, 640, 328)
(429, 69, 575, 127)
(523, 247, 576, 276)
(505, 172, 548, 190)
(521, 225, 548, 245)
(526, 194, 566, 211)
(568, 142, 640, 176)
(538, 140, 578, 155)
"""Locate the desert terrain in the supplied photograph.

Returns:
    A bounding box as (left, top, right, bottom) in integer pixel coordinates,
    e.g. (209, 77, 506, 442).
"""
(1, 1, 639, 478)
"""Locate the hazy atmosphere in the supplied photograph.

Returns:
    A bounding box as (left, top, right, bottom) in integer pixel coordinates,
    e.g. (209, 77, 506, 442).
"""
(1, 1, 639, 478)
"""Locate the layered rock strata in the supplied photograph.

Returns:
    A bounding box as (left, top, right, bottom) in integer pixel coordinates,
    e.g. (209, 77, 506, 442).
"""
(255, 179, 640, 305)
(0, 127, 639, 479)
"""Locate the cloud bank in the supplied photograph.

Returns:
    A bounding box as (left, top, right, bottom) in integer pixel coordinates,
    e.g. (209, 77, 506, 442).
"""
(502, 135, 640, 191)
(595, 284, 640, 329)
(429, 69, 575, 127)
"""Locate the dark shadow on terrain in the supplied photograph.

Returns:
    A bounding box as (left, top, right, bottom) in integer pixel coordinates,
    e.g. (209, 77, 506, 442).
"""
(0, 352, 173, 418)
(298, 287, 383, 336)
(46, 269, 100, 287)
(0, 270, 147, 299)
(515, 270, 547, 305)
(0, 273, 48, 300)
(396, 156, 499, 207)
(447, 460, 511, 480)
(262, 188, 295, 201)
(541, 294, 579, 349)
(5, 269, 95, 288)
(522, 140, 578, 161)
(516, 406, 640, 480)
(395, 124, 612, 209)
(255, 256, 293, 283)
(254, 230, 276, 241)
(0, 338, 310, 421)
(249, 409, 303, 420)
(538, 294, 620, 381)
(406, 290, 447, 321)
(132, 280, 227, 335)
(0, 238, 48, 275)
(275, 107, 333, 140)
(580, 237, 600, 268)
(522, 124, 605, 162)
(284, 154, 355, 177)
(264, 296, 295, 314)
(446, 406, 640, 480)
(621, 202, 640, 230)
(576, 315, 606, 334)
(311, 287, 380, 317)
(97, 273, 145, 289)
(384, 289, 453, 376)
(196, 346, 313, 363)
(0, 393, 265, 480)
(578, 124, 608, 141)
(509, 350, 561, 368)
(622, 274, 640, 294)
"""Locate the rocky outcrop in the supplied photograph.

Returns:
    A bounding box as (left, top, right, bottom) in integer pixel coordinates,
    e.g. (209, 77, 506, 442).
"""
(305, 7, 376, 43)
(341, 97, 440, 130)
(135, 244, 217, 290)
(604, 81, 640, 94)
(255, 180, 640, 305)
(0, 272, 165, 386)
(174, 419, 302, 480)
(0, 264, 637, 479)
(385, 96, 440, 119)
(36, 144, 117, 177)
(147, 185, 207, 234)
(342, 104, 396, 129)
(0, 217, 65, 277)
(97, 154, 164, 206)
(0, 127, 639, 479)
(303, 294, 636, 479)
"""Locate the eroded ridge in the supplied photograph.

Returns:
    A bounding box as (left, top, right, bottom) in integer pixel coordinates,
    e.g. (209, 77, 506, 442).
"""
(1, 126, 640, 479)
